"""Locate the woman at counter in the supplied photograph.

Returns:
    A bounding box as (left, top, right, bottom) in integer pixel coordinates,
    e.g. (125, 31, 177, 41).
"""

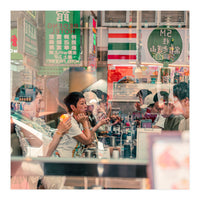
(47, 91, 109, 158)
(42, 92, 109, 189)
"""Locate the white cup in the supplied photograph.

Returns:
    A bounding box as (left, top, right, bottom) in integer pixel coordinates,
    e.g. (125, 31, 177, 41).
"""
(112, 149, 119, 159)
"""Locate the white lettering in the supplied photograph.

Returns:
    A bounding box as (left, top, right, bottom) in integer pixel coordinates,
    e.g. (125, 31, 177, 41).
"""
(167, 30, 172, 37)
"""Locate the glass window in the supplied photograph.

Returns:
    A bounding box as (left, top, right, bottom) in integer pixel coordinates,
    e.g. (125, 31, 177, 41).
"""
(97, 50, 108, 61)
(10, 11, 190, 190)
(129, 11, 137, 23)
(161, 11, 184, 22)
(142, 11, 156, 23)
(105, 11, 126, 23)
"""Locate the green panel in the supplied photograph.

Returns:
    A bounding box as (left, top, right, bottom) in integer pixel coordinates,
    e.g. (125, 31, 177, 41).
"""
(37, 66, 64, 76)
(11, 29, 23, 60)
(148, 26, 182, 64)
(24, 20, 38, 57)
(45, 11, 81, 65)
(108, 43, 136, 51)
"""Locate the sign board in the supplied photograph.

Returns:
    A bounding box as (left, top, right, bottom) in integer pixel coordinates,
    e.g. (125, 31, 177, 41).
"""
(11, 29, 23, 60)
(107, 28, 137, 65)
(24, 19, 38, 57)
(89, 16, 97, 55)
(27, 11, 36, 19)
(45, 11, 81, 65)
(147, 26, 182, 64)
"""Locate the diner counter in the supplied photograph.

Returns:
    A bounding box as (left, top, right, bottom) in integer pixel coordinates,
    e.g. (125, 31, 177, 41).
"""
(11, 157, 148, 178)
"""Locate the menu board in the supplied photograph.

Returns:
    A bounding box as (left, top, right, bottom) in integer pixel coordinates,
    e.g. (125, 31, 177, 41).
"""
(45, 11, 81, 65)
(24, 19, 38, 57)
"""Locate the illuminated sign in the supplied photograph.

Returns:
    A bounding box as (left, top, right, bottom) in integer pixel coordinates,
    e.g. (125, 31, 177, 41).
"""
(89, 16, 97, 55)
(93, 18, 96, 54)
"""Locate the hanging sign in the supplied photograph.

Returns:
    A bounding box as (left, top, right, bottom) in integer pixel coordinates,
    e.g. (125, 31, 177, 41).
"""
(24, 19, 38, 57)
(45, 11, 81, 65)
(89, 16, 97, 55)
(147, 26, 182, 64)
(11, 28, 23, 60)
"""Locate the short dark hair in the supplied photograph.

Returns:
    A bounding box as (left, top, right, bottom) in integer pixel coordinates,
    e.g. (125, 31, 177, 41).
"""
(136, 89, 152, 100)
(153, 91, 169, 103)
(173, 82, 189, 101)
(63, 92, 85, 112)
(15, 84, 42, 102)
(91, 89, 108, 102)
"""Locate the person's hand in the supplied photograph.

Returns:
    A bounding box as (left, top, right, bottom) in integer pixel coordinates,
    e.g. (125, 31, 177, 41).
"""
(99, 117, 110, 126)
(135, 102, 141, 111)
(57, 118, 72, 136)
(76, 113, 88, 124)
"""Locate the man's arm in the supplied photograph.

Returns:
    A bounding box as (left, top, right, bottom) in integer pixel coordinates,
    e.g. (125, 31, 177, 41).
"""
(45, 132, 63, 157)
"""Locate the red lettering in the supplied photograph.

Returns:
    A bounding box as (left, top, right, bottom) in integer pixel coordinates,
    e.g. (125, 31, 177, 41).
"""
(63, 23, 68, 28)
(11, 35, 17, 47)
(47, 23, 52, 28)
(65, 29, 69, 34)
(53, 24, 58, 29)
(69, 23, 73, 29)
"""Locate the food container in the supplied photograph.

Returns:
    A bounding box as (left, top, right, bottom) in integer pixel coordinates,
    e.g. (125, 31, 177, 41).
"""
(110, 136, 116, 147)
(60, 114, 70, 123)
(112, 148, 120, 159)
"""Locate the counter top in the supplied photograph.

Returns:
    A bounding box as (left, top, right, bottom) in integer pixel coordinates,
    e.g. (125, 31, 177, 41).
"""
(11, 157, 148, 178)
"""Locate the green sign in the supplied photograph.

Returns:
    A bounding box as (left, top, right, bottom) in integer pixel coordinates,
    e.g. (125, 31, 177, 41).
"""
(45, 11, 81, 65)
(148, 26, 182, 64)
(11, 29, 23, 60)
(37, 66, 64, 76)
(24, 20, 38, 57)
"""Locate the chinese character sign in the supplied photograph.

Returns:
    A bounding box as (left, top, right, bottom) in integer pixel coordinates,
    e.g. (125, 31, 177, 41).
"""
(11, 28, 23, 60)
(147, 27, 182, 64)
(45, 11, 81, 65)
(24, 20, 38, 57)
(89, 16, 97, 55)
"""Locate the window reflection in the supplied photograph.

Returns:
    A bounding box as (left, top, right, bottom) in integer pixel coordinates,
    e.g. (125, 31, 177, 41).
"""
(11, 10, 189, 190)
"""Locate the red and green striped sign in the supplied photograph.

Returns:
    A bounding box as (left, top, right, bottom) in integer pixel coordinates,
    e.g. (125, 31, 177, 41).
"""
(108, 29, 137, 64)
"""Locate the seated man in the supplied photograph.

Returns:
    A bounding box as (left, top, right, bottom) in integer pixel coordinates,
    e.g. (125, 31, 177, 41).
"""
(83, 91, 110, 133)
(173, 82, 189, 131)
(141, 94, 158, 124)
(153, 91, 184, 131)
(162, 102, 184, 131)
(12, 84, 72, 156)
(11, 84, 71, 189)
(135, 89, 152, 112)
(151, 91, 169, 129)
